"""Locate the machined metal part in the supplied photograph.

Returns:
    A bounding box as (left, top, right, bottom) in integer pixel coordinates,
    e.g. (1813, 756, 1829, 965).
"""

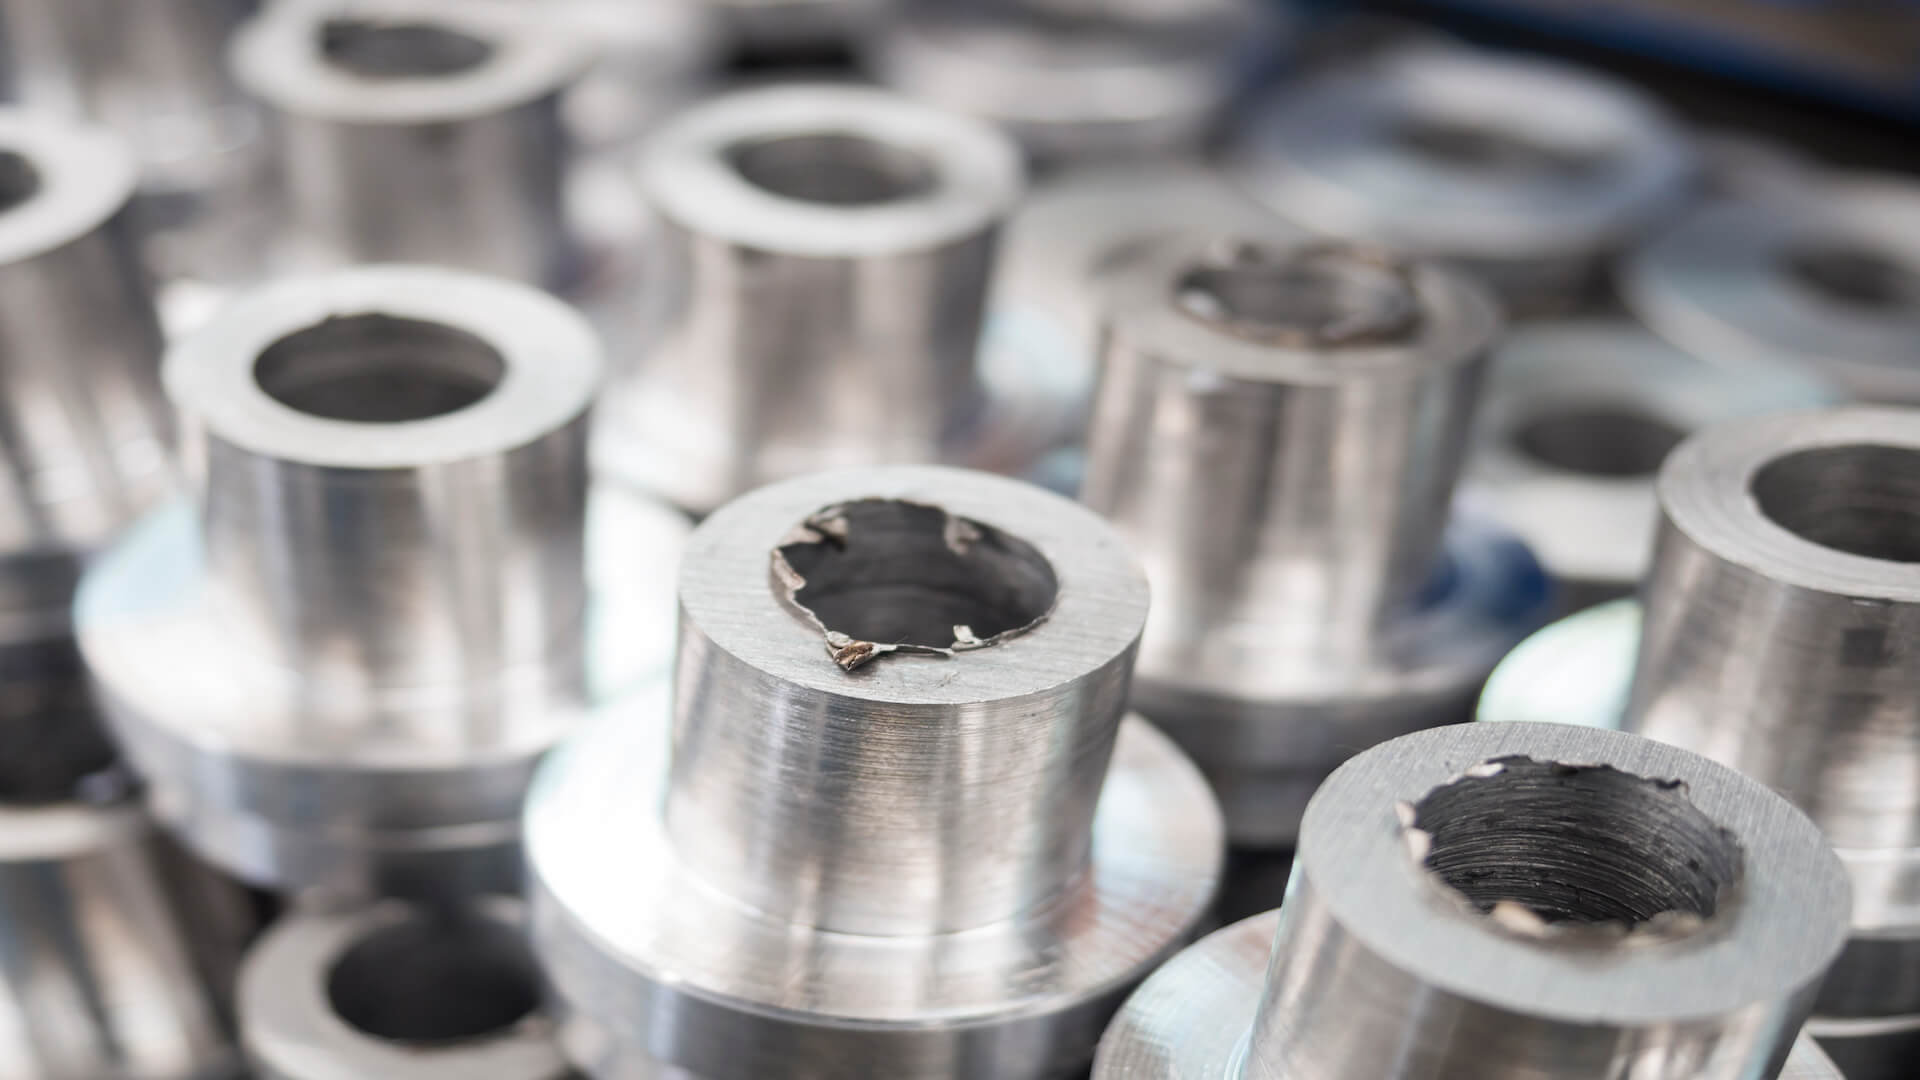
(231, 0, 591, 285)
(597, 85, 1044, 515)
(527, 465, 1223, 1079)
(1096, 721, 1852, 1080)
(867, 0, 1277, 166)
(1621, 406, 1920, 1077)
(1461, 320, 1832, 612)
(0, 799, 256, 1079)
(1235, 46, 1693, 315)
(1081, 233, 1551, 850)
(1623, 176, 1920, 402)
(711, 0, 878, 57)
(75, 265, 689, 902)
(241, 898, 569, 1080)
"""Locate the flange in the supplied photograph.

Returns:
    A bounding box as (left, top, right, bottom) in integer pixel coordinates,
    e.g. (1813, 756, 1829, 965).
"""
(527, 465, 1222, 1079)
(1235, 45, 1692, 315)
(75, 265, 688, 901)
(1096, 722, 1851, 1080)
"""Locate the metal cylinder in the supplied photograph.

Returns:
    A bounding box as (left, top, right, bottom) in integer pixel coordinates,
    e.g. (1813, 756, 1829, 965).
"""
(230, 0, 589, 285)
(527, 465, 1222, 1079)
(1096, 721, 1852, 1080)
(1081, 232, 1550, 849)
(75, 265, 689, 901)
(597, 85, 1029, 515)
(1624, 176, 1920, 403)
(1626, 406, 1920, 1076)
(1235, 45, 1692, 315)
(241, 898, 568, 1080)
(0, 799, 254, 1080)
(1462, 320, 1833, 612)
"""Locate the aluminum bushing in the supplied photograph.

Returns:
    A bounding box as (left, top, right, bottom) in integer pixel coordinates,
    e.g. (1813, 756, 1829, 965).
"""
(231, 0, 590, 285)
(0, 799, 256, 1079)
(597, 86, 1052, 515)
(527, 465, 1222, 1079)
(1095, 722, 1851, 1080)
(241, 899, 569, 1080)
(1461, 320, 1832, 611)
(1082, 234, 1551, 851)
(1623, 175, 1920, 403)
(867, 0, 1278, 166)
(75, 265, 688, 902)
(1235, 46, 1693, 315)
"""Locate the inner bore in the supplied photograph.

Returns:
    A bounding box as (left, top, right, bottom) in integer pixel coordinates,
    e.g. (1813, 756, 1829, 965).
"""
(1176, 242, 1422, 348)
(1393, 115, 1610, 182)
(1511, 406, 1687, 479)
(774, 498, 1058, 661)
(727, 133, 938, 206)
(0, 151, 41, 215)
(327, 912, 540, 1044)
(319, 18, 495, 79)
(1782, 243, 1920, 313)
(254, 313, 506, 423)
(0, 645, 120, 806)
(1752, 445, 1920, 563)
(1412, 756, 1743, 931)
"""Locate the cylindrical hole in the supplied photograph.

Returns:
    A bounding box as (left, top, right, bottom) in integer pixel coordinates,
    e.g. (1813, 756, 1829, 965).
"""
(1782, 244, 1920, 313)
(1412, 756, 1743, 933)
(1752, 445, 1920, 563)
(1511, 407, 1686, 478)
(326, 912, 539, 1045)
(319, 18, 495, 79)
(254, 313, 506, 423)
(1392, 115, 1610, 181)
(726, 134, 938, 206)
(1176, 243, 1422, 348)
(775, 498, 1058, 653)
(0, 150, 42, 214)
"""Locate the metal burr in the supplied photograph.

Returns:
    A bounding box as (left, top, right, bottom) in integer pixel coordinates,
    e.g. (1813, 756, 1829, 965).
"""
(1461, 320, 1832, 611)
(230, 0, 590, 285)
(597, 85, 1048, 515)
(241, 898, 568, 1080)
(1624, 175, 1920, 403)
(1097, 721, 1852, 1080)
(1235, 45, 1693, 315)
(1081, 233, 1551, 851)
(75, 265, 688, 903)
(527, 465, 1223, 1079)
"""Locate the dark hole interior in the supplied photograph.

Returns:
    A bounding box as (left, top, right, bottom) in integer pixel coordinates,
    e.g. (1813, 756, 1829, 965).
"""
(1176, 243, 1422, 348)
(254, 313, 506, 424)
(327, 911, 539, 1045)
(1752, 445, 1920, 563)
(319, 18, 495, 79)
(0, 642, 121, 806)
(727, 134, 938, 206)
(776, 499, 1058, 651)
(1393, 115, 1612, 182)
(1782, 244, 1920, 313)
(1414, 756, 1743, 929)
(0, 150, 41, 215)
(1511, 407, 1687, 479)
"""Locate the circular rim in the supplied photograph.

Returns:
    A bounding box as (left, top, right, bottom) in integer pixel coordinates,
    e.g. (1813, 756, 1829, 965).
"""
(230, 0, 589, 123)
(1237, 47, 1692, 260)
(1103, 232, 1501, 385)
(163, 264, 601, 470)
(0, 111, 138, 264)
(638, 84, 1024, 258)
(240, 899, 569, 1080)
(1657, 407, 1920, 603)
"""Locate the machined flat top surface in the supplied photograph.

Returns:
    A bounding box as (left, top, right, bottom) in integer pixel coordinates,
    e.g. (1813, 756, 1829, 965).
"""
(0, 111, 138, 263)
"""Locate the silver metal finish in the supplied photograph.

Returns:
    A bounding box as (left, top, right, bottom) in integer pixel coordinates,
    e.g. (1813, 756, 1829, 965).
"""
(1462, 320, 1832, 610)
(868, 0, 1276, 165)
(1624, 176, 1920, 403)
(1236, 46, 1693, 315)
(241, 898, 568, 1080)
(1096, 721, 1852, 1080)
(0, 800, 253, 1080)
(231, 0, 590, 285)
(75, 265, 689, 901)
(527, 465, 1222, 1079)
(597, 85, 1035, 515)
(1625, 406, 1920, 1076)
(1082, 234, 1551, 848)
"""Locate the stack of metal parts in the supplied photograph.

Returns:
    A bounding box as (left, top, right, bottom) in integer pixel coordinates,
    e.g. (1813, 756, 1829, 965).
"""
(0, 0, 1911, 1077)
